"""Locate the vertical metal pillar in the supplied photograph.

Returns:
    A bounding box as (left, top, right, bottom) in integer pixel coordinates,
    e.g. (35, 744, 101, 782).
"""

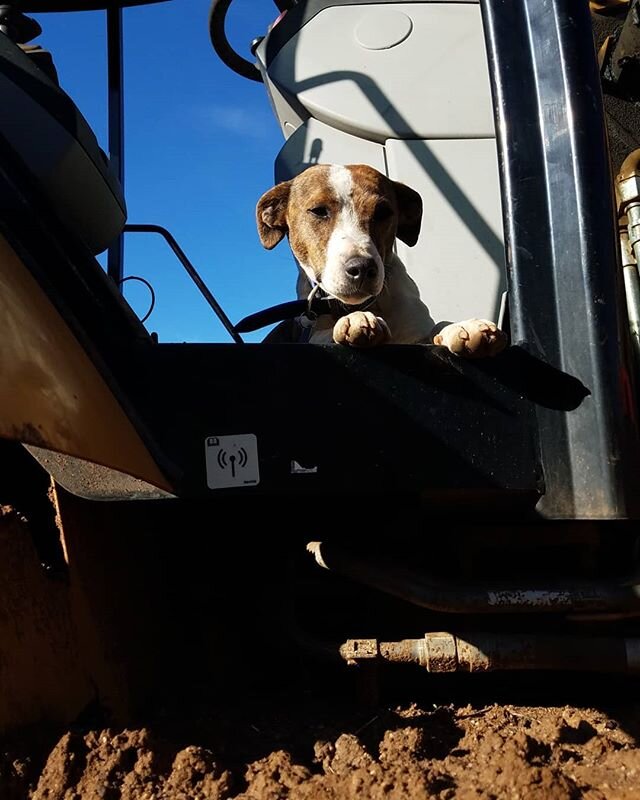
(107, 4, 124, 286)
(480, 0, 640, 518)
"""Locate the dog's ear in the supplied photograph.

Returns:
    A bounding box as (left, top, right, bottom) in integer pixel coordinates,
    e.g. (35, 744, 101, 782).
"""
(257, 180, 292, 249)
(393, 181, 423, 247)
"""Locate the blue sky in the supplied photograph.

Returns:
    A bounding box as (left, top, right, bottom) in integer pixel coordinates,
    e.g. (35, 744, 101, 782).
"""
(31, 0, 294, 342)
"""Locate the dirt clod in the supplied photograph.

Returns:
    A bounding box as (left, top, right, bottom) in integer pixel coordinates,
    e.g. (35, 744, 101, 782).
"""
(4, 694, 640, 799)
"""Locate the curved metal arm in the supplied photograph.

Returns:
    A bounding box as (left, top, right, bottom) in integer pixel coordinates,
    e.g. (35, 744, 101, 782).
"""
(209, 0, 262, 82)
(124, 224, 244, 344)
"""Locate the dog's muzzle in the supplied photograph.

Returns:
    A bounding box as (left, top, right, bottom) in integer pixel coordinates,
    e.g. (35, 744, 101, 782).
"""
(344, 256, 379, 282)
(327, 256, 381, 305)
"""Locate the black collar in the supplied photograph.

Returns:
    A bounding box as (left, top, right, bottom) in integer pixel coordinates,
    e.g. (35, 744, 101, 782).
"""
(234, 291, 376, 334)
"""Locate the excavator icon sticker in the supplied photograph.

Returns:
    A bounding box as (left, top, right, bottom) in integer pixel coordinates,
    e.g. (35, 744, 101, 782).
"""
(205, 434, 260, 489)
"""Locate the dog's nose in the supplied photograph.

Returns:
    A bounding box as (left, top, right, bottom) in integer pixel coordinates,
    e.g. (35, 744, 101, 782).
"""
(345, 258, 378, 281)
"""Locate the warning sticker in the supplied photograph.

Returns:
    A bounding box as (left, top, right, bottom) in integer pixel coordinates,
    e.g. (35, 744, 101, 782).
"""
(205, 434, 260, 489)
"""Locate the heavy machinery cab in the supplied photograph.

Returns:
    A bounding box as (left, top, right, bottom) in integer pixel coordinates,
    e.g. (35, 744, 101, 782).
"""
(3, 0, 640, 722)
(2, 0, 638, 517)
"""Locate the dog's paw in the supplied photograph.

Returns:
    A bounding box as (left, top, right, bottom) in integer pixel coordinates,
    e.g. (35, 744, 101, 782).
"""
(333, 311, 391, 347)
(433, 319, 507, 358)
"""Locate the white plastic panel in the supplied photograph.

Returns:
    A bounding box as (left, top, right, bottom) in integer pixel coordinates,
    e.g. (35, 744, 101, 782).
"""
(268, 2, 495, 143)
(274, 117, 386, 182)
(387, 137, 506, 325)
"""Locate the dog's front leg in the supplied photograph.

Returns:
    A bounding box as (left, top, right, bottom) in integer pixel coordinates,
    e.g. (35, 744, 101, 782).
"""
(333, 311, 391, 347)
(433, 319, 507, 358)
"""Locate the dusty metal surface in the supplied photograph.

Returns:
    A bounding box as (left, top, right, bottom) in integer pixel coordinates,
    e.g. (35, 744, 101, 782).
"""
(422, 633, 459, 672)
(0, 233, 172, 493)
(26, 446, 174, 501)
(341, 633, 640, 673)
(340, 638, 379, 666)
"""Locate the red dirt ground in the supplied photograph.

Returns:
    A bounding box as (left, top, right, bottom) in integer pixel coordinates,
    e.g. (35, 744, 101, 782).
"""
(3, 685, 640, 799)
(2, 455, 640, 798)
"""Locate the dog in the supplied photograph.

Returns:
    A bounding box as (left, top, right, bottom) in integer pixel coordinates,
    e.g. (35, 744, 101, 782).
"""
(256, 163, 506, 356)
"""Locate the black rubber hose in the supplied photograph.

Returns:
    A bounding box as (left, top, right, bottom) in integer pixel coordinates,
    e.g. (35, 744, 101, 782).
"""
(209, 0, 263, 82)
(308, 541, 640, 615)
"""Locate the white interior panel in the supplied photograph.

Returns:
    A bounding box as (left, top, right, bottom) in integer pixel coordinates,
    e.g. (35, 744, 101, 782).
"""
(274, 117, 386, 182)
(386, 138, 506, 325)
(268, 3, 495, 143)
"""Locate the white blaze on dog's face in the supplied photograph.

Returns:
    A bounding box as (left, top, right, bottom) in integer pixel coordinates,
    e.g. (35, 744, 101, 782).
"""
(256, 164, 422, 305)
(320, 165, 386, 301)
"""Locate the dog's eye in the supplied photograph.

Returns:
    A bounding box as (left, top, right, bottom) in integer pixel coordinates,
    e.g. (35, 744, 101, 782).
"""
(309, 206, 329, 219)
(373, 203, 393, 222)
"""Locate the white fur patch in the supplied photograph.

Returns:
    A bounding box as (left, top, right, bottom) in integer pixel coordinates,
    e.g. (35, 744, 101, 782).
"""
(329, 165, 353, 207)
(321, 166, 383, 299)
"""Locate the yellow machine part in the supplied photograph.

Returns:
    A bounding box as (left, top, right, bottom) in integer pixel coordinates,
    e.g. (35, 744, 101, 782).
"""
(0, 233, 172, 493)
(590, 0, 630, 12)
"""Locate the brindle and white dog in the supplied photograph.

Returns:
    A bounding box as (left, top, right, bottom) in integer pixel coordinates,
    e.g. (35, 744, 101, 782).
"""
(257, 163, 506, 356)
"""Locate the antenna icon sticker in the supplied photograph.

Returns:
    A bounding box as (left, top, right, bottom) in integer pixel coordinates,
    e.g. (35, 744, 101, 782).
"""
(205, 434, 259, 489)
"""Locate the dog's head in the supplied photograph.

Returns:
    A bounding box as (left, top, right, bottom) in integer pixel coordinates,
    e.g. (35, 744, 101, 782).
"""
(256, 164, 422, 305)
